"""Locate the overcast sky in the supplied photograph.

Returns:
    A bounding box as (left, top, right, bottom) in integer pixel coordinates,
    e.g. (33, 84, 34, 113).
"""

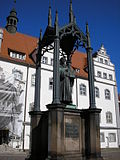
(0, 0, 120, 92)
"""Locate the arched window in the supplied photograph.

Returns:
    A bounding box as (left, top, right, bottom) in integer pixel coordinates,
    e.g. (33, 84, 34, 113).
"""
(10, 19, 13, 25)
(106, 111, 112, 123)
(105, 89, 111, 100)
(95, 87, 100, 98)
(14, 20, 16, 25)
(80, 84, 86, 96)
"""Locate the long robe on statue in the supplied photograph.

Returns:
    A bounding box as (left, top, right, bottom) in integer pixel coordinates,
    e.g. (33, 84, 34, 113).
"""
(60, 57, 75, 104)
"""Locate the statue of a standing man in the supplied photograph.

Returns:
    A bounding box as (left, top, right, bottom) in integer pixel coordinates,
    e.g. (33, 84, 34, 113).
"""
(60, 57, 75, 105)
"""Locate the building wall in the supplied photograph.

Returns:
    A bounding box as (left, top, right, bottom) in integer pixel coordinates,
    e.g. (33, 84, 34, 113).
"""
(0, 46, 119, 150)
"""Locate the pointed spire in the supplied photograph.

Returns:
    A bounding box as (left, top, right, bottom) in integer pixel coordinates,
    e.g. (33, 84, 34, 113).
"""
(73, 15, 76, 24)
(69, 0, 74, 23)
(54, 10, 58, 27)
(86, 22, 91, 47)
(48, 5, 52, 27)
(5, 0, 18, 33)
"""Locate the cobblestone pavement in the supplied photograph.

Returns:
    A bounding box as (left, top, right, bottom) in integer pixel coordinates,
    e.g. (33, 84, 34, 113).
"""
(0, 153, 27, 160)
(0, 149, 120, 160)
(101, 148, 120, 160)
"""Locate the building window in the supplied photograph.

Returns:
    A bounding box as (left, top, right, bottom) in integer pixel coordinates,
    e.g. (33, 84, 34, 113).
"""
(97, 71, 101, 78)
(106, 112, 112, 123)
(100, 58, 103, 63)
(105, 89, 110, 100)
(41, 56, 48, 64)
(100, 133, 105, 142)
(80, 84, 86, 96)
(49, 77, 53, 89)
(31, 74, 35, 86)
(103, 73, 107, 79)
(95, 87, 100, 98)
(109, 74, 113, 80)
(10, 51, 26, 60)
(105, 60, 108, 65)
(108, 133, 116, 142)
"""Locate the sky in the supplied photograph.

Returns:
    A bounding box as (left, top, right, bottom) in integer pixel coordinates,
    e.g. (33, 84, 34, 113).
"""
(0, 0, 120, 92)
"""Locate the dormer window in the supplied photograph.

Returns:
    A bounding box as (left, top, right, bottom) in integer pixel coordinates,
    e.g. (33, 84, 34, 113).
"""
(8, 49, 26, 60)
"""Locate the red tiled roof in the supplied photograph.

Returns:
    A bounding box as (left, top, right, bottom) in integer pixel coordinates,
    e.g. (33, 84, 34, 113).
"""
(0, 29, 37, 66)
(0, 28, 88, 79)
(72, 51, 88, 79)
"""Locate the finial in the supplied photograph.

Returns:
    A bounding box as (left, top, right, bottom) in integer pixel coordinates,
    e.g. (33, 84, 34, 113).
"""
(69, 0, 73, 23)
(13, 0, 16, 8)
(54, 10, 58, 26)
(101, 43, 104, 48)
(48, 5, 52, 27)
(40, 29, 42, 41)
(86, 22, 89, 34)
(73, 15, 76, 24)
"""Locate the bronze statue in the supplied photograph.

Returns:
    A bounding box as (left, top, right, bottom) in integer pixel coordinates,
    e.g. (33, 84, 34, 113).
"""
(60, 57, 75, 105)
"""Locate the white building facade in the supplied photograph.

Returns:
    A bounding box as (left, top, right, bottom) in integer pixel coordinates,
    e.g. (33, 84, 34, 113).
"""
(0, 26, 120, 150)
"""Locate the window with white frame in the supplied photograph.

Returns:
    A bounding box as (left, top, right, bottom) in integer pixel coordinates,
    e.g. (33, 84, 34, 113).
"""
(105, 89, 110, 100)
(97, 71, 101, 78)
(103, 73, 107, 79)
(41, 56, 48, 64)
(106, 111, 112, 123)
(105, 59, 108, 65)
(100, 58, 103, 63)
(49, 77, 53, 89)
(31, 74, 35, 86)
(108, 133, 116, 142)
(109, 74, 113, 80)
(100, 133, 105, 142)
(10, 51, 26, 60)
(80, 84, 86, 95)
(95, 87, 100, 98)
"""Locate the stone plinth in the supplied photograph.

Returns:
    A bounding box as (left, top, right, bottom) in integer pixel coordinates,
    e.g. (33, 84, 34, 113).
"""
(83, 108, 103, 160)
(27, 105, 103, 160)
(26, 111, 48, 160)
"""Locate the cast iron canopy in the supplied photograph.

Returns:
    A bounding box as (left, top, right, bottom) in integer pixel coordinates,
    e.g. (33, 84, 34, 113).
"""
(39, 22, 87, 56)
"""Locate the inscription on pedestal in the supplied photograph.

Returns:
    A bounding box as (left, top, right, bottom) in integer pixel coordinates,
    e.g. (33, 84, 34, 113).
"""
(65, 123, 79, 138)
(64, 115, 80, 151)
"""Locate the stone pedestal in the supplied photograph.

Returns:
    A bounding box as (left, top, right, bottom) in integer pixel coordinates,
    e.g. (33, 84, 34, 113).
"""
(27, 106, 103, 160)
(26, 111, 48, 160)
(83, 108, 103, 160)
(46, 104, 85, 160)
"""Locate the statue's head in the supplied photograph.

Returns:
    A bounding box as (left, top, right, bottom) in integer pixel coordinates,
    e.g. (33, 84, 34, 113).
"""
(60, 57, 66, 66)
